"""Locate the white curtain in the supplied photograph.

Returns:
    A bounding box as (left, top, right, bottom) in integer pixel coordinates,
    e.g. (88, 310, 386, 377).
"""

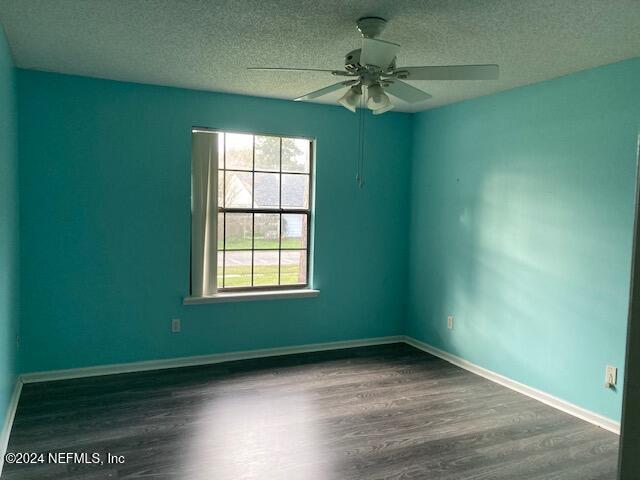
(191, 131, 219, 296)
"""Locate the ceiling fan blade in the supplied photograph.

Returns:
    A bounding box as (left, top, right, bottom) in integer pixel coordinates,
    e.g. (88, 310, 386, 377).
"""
(360, 38, 400, 69)
(248, 67, 335, 73)
(248, 67, 353, 77)
(294, 80, 357, 101)
(384, 80, 432, 104)
(393, 64, 499, 80)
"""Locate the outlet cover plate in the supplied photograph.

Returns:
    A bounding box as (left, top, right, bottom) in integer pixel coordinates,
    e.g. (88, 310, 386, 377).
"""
(605, 365, 617, 387)
(171, 318, 181, 333)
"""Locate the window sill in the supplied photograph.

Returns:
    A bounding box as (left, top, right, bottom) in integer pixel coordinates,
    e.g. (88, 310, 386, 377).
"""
(183, 289, 320, 305)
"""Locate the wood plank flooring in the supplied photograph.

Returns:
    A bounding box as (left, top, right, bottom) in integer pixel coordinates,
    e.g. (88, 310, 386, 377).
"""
(3, 344, 619, 479)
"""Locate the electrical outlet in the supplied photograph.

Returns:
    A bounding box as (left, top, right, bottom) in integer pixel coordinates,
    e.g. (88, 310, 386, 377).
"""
(171, 319, 181, 333)
(447, 316, 454, 330)
(604, 365, 617, 388)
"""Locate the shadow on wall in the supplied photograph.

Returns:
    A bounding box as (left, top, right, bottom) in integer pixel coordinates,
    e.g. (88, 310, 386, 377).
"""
(0, 272, 18, 405)
(0, 161, 19, 427)
(408, 105, 634, 421)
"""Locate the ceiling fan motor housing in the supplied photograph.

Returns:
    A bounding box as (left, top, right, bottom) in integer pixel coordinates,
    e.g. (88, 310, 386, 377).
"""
(344, 48, 396, 75)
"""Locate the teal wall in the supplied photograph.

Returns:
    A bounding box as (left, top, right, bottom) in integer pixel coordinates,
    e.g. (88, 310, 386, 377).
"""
(0, 26, 19, 427)
(17, 70, 412, 372)
(13, 58, 640, 422)
(408, 58, 640, 421)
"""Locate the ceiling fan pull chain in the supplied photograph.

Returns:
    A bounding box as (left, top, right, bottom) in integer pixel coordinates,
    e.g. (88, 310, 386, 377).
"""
(356, 94, 365, 189)
(355, 94, 362, 187)
(359, 100, 366, 189)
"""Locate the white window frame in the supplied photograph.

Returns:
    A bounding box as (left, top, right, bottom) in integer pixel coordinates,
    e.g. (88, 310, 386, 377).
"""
(187, 128, 318, 303)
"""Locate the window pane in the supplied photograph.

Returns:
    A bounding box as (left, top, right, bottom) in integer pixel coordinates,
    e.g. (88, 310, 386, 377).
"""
(225, 133, 253, 170)
(282, 138, 310, 173)
(254, 172, 280, 208)
(281, 214, 307, 249)
(255, 136, 280, 172)
(218, 133, 225, 169)
(280, 250, 307, 285)
(205, 131, 313, 292)
(253, 250, 279, 286)
(224, 251, 252, 287)
(225, 213, 252, 250)
(217, 251, 223, 287)
(281, 174, 309, 209)
(225, 171, 252, 208)
(217, 212, 224, 250)
(218, 172, 224, 208)
(254, 213, 280, 249)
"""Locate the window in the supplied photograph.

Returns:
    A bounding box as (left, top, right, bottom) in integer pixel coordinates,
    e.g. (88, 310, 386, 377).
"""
(190, 129, 313, 297)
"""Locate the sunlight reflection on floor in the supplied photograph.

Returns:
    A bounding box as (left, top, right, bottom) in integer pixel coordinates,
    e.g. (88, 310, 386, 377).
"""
(182, 391, 335, 479)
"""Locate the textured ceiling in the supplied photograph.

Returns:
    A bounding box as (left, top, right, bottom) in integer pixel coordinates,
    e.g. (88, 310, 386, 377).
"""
(0, 0, 638, 111)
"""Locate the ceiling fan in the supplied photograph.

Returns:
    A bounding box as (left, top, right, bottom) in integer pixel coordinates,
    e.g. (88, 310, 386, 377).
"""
(248, 17, 499, 115)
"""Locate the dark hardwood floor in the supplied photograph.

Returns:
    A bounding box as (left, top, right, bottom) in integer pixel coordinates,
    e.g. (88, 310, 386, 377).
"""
(3, 343, 619, 479)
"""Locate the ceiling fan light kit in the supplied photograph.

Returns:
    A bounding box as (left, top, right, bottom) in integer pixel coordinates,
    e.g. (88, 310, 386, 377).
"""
(338, 85, 362, 113)
(372, 102, 394, 116)
(366, 83, 392, 112)
(249, 17, 499, 114)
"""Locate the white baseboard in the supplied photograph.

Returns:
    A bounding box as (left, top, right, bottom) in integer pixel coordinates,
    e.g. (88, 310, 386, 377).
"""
(20, 336, 405, 384)
(403, 336, 621, 434)
(0, 377, 23, 477)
